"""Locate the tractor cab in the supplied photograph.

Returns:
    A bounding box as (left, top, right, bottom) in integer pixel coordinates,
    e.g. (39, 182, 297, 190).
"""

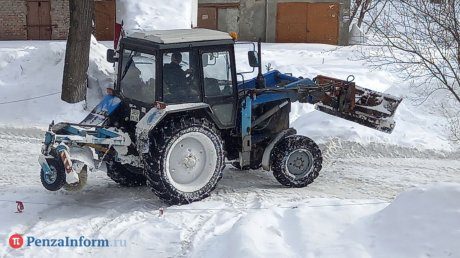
(107, 29, 240, 129)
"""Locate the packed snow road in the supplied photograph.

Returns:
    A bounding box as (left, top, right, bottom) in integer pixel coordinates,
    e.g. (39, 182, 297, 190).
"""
(0, 127, 458, 200)
(0, 126, 459, 257)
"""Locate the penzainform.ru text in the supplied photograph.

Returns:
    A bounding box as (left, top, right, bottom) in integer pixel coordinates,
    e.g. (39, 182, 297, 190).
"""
(8, 234, 127, 249)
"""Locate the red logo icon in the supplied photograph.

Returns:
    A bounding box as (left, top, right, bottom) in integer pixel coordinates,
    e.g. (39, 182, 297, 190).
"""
(9, 234, 24, 249)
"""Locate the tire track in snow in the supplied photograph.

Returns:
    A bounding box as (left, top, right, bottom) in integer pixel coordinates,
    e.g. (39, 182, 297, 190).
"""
(0, 126, 43, 142)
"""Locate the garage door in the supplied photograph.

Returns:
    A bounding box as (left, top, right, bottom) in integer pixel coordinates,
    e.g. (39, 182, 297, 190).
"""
(276, 2, 339, 45)
(94, 0, 115, 41)
(198, 7, 217, 30)
(27, 0, 52, 40)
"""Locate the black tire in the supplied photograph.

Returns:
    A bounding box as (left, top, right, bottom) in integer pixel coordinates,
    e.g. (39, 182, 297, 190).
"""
(271, 135, 322, 187)
(40, 158, 66, 191)
(143, 116, 225, 205)
(106, 161, 146, 187)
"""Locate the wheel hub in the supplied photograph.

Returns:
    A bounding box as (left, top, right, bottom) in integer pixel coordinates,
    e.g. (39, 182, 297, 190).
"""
(293, 157, 305, 170)
(44, 165, 58, 185)
(286, 149, 314, 178)
(183, 154, 197, 169)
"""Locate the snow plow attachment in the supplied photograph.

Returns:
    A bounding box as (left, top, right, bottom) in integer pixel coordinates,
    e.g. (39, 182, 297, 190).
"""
(313, 75, 402, 133)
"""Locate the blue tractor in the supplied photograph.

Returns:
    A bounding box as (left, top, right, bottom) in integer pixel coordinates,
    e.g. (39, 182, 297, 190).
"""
(38, 29, 401, 204)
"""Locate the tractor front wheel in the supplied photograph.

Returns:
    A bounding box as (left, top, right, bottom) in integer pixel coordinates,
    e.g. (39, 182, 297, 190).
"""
(144, 117, 225, 205)
(271, 135, 322, 188)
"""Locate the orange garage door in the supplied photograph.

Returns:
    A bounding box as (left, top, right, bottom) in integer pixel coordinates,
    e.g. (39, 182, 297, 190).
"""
(276, 2, 339, 45)
(94, 0, 115, 41)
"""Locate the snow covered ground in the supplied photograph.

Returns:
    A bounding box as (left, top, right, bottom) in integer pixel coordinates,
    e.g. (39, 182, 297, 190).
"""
(0, 126, 459, 257)
(0, 39, 459, 257)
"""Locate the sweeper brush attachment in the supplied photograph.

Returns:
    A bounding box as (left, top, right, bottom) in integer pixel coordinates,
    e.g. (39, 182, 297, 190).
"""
(313, 75, 402, 133)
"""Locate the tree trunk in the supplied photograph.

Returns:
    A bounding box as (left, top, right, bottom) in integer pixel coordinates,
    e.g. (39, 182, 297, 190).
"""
(61, 0, 94, 103)
(357, 0, 372, 28)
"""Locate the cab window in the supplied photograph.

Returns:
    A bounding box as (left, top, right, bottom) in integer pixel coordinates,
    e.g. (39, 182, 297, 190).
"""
(120, 50, 156, 103)
(202, 51, 235, 126)
(162, 51, 200, 104)
(202, 51, 234, 97)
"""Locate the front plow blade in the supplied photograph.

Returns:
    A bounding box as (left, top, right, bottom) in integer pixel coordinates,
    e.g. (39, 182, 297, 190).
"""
(314, 75, 402, 133)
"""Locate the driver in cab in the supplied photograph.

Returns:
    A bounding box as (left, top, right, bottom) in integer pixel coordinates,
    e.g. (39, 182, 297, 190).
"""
(163, 52, 197, 103)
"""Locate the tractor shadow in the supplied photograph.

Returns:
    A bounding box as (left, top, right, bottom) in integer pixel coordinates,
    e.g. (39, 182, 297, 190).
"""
(217, 166, 285, 191)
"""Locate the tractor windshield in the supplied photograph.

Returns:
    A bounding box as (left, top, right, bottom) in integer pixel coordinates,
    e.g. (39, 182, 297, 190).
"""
(120, 50, 156, 103)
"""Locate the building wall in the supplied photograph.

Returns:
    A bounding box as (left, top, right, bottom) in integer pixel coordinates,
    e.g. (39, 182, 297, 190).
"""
(50, 0, 70, 40)
(199, 0, 267, 42)
(238, 0, 266, 41)
(0, 0, 69, 40)
(0, 0, 28, 40)
(217, 8, 239, 34)
(199, 0, 350, 45)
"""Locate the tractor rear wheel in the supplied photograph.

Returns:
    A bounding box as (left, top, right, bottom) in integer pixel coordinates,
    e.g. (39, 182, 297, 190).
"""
(106, 161, 146, 187)
(144, 117, 224, 205)
(271, 135, 322, 187)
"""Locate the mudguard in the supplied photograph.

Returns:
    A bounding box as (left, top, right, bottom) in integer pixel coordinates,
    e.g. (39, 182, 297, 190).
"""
(136, 103, 210, 154)
(261, 128, 297, 171)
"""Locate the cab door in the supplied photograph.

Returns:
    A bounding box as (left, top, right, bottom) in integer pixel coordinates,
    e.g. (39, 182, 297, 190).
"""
(200, 47, 237, 129)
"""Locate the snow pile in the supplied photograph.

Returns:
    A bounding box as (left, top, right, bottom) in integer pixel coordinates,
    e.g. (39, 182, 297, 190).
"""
(188, 199, 382, 258)
(192, 183, 460, 257)
(0, 38, 114, 127)
(349, 23, 366, 45)
(3, 182, 459, 257)
(116, 0, 195, 33)
(351, 183, 460, 257)
(87, 37, 116, 107)
(0, 40, 454, 150)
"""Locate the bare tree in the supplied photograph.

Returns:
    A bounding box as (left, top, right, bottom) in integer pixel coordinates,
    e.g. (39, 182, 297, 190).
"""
(361, 0, 460, 142)
(442, 104, 460, 143)
(350, 0, 388, 29)
(61, 0, 94, 103)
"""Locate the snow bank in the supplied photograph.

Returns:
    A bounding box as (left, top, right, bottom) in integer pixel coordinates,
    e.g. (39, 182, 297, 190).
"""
(0, 40, 454, 150)
(0, 38, 114, 127)
(116, 0, 195, 33)
(1, 137, 458, 258)
(192, 183, 460, 257)
(351, 183, 460, 257)
(349, 23, 366, 45)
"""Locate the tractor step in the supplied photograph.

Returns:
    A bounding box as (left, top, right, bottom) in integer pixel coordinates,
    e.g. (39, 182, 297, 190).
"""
(314, 75, 402, 133)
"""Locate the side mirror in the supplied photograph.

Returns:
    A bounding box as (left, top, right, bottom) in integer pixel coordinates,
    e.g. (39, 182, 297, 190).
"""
(248, 51, 259, 68)
(202, 53, 209, 67)
(106, 49, 118, 63)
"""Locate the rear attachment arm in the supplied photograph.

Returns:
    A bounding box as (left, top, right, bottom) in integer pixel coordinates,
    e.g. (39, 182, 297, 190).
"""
(39, 123, 132, 184)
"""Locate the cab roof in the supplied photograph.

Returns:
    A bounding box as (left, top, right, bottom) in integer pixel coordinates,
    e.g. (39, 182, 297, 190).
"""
(127, 29, 233, 44)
